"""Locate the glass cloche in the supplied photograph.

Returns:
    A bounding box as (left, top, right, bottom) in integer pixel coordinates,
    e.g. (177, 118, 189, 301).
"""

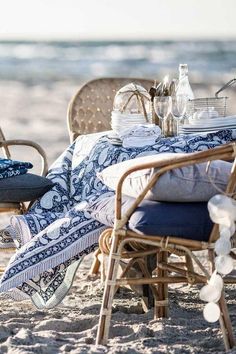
(113, 83, 152, 117)
(111, 83, 152, 134)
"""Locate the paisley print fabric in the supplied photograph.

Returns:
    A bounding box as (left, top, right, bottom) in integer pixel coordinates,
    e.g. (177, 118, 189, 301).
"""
(0, 158, 33, 179)
(0, 129, 235, 308)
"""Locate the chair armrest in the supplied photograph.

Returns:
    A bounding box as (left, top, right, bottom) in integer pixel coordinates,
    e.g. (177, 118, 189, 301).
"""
(0, 139, 48, 176)
(115, 143, 236, 223)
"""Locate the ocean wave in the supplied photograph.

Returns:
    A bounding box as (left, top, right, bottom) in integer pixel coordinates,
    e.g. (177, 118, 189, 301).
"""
(0, 40, 235, 84)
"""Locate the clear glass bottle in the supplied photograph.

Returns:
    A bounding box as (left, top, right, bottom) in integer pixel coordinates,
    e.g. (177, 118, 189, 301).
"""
(176, 64, 194, 125)
(176, 64, 194, 100)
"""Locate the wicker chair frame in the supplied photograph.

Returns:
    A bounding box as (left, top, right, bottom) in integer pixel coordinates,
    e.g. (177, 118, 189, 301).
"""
(0, 127, 48, 265)
(96, 143, 236, 350)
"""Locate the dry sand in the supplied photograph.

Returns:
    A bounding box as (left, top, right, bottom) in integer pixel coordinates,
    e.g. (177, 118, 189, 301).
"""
(0, 80, 235, 354)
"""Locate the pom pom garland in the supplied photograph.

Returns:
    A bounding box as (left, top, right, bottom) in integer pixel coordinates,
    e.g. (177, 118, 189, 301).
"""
(200, 194, 236, 323)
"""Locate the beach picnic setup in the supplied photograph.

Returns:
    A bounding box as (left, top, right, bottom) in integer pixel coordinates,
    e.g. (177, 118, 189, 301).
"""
(0, 65, 236, 352)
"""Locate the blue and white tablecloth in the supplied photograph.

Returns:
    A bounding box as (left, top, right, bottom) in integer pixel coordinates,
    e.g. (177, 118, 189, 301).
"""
(0, 129, 235, 308)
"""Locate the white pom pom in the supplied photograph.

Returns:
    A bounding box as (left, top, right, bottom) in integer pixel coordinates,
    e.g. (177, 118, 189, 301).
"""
(203, 302, 221, 323)
(208, 213, 231, 228)
(209, 271, 224, 292)
(215, 236, 231, 255)
(208, 195, 236, 225)
(199, 284, 221, 303)
(219, 223, 235, 238)
(215, 255, 234, 275)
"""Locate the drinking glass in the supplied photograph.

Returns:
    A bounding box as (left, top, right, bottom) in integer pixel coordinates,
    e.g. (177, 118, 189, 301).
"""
(171, 95, 188, 135)
(153, 96, 172, 137)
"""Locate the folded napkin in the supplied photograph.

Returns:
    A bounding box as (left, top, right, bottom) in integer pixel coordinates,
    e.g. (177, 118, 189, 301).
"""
(0, 158, 33, 179)
(119, 124, 161, 148)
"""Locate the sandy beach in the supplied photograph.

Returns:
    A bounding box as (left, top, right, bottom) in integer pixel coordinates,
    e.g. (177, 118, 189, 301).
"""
(0, 80, 236, 354)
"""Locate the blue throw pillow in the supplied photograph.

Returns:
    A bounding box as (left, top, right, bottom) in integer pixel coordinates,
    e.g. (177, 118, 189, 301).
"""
(87, 195, 213, 242)
(0, 173, 55, 202)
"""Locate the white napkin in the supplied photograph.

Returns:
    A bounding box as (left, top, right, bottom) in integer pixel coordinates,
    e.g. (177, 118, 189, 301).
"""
(119, 124, 161, 148)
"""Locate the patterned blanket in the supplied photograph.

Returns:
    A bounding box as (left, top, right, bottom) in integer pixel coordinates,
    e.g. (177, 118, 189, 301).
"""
(0, 129, 235, 308)
(0, 158, 33, 179)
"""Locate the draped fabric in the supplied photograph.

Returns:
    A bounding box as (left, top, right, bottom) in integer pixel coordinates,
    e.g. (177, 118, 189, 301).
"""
(0, 159, 33, 179)
(0, 129, 235, 308)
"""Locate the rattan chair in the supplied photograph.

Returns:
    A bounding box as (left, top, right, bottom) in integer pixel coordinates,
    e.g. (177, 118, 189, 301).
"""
(96, 143, 236, 351)
(0, 127, 48, 267)
(67, 77, 154, 142)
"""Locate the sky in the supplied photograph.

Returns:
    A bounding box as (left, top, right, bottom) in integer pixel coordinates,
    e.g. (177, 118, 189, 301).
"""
(0, 0, 235, 40)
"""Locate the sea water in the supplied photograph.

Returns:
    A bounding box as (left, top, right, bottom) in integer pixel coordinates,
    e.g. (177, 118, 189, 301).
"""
(0, 39, 235, 84)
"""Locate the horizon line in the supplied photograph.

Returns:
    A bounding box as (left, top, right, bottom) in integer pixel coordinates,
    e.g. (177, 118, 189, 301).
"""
(0, 36, 235, 42)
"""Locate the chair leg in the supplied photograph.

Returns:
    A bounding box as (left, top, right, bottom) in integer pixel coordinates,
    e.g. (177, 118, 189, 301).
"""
(218, 291, 236, 350)
(89, 248, 102, 276)
(208, 249, 215, 274)
(155, 251, 169, 319)
(96, 232, 121, 346)
(185, 253, 194, 273)
(136, 257, 159, 312)
(142, 254, 157, 310)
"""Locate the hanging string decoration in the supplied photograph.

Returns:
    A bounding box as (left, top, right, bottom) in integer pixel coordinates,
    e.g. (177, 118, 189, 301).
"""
(200, 194, 236, 322)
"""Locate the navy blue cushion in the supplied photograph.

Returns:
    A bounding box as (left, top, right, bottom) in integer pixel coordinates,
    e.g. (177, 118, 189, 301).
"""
(0, 173, 55, 202)
(128, 199, 213, 241)
(88, 196, 213, 242)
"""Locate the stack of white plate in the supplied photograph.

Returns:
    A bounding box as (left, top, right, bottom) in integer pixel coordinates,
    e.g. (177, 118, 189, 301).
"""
(179, 115, 236, 135)
(111, 110, 152, 134)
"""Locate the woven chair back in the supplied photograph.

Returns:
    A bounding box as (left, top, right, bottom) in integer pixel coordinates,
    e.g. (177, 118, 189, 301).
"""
(67, 77, 154, 142)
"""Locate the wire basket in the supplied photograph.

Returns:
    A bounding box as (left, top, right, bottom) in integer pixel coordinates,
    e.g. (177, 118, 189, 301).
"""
(187, 78, 236, 118)
(187, 97, 228, 117)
